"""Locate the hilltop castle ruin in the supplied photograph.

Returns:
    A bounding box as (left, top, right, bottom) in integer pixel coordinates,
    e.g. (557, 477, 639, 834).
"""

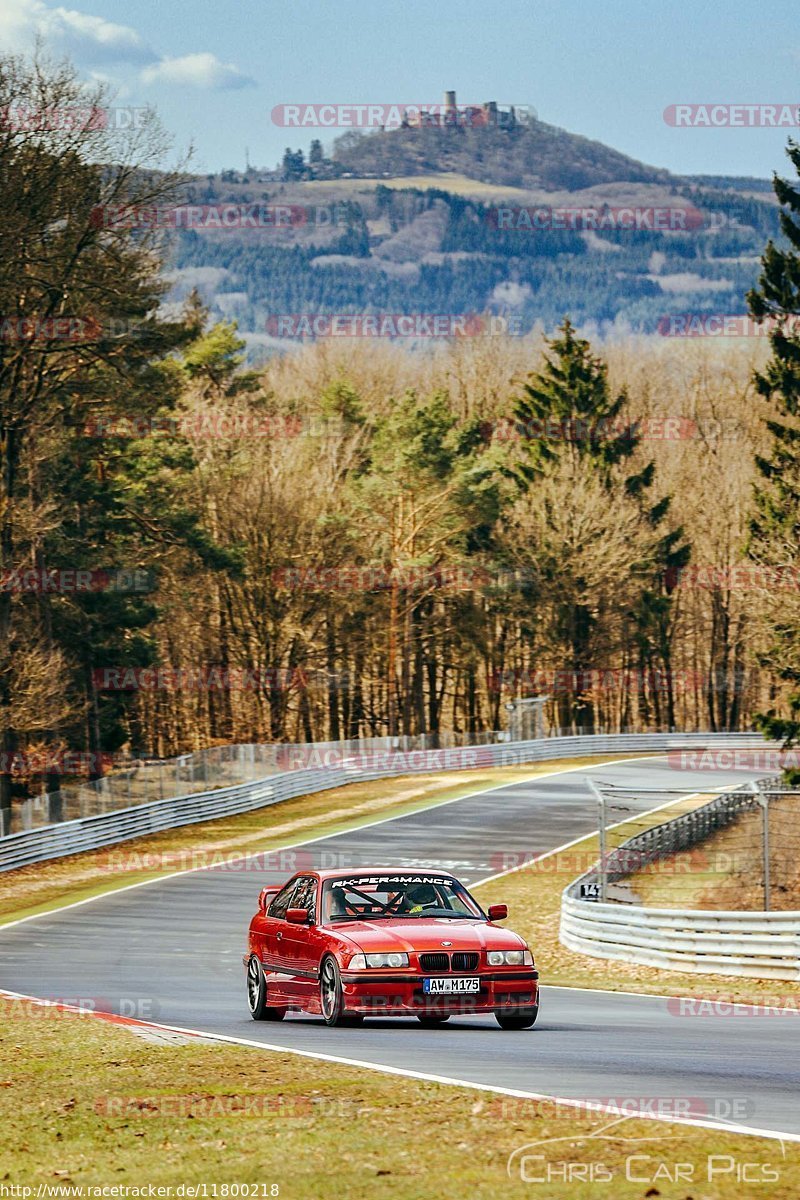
(401, 90, 528, 130)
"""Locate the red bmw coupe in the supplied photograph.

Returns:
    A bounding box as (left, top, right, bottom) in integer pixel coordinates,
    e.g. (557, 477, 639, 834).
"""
(244, 867, 539, 1028)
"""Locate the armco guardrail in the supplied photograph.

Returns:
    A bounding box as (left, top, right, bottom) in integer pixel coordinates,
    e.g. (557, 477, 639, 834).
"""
(560, 776, 800, 981)
(560, 896, 800, 981)
(1, 732, 506, 837)
(0, 731, 770, 874)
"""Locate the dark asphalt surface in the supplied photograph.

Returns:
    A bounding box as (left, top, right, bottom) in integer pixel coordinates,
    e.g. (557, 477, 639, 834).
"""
(2, 755, 798, 1137)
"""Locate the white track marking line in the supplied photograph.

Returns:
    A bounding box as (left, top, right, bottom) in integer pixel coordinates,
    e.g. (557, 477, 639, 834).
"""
(0, 754, 663, 932)
(470, 781, 737, 888)
(1, 987, 796, 1145)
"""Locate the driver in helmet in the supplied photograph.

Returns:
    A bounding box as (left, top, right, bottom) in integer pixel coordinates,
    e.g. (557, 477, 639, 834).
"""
(405, 882, 440, 913)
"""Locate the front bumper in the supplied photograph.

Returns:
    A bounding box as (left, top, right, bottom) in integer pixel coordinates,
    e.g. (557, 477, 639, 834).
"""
(339, 969, 539, 1015)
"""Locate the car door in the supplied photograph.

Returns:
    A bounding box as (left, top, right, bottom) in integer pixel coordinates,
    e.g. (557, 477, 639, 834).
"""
(262, 876, 304, 1001)
(277, 875, 319, 1005)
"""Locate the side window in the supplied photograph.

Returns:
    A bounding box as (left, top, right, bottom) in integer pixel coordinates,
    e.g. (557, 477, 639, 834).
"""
(268, 877, 302, 920)
(293, 876, 317, 922)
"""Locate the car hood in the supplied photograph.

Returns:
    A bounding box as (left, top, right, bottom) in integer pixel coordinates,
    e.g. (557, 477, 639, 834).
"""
(330, 918, 525, 954)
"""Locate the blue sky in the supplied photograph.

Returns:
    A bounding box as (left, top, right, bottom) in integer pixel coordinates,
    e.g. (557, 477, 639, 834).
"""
(2, 0, 798, 179)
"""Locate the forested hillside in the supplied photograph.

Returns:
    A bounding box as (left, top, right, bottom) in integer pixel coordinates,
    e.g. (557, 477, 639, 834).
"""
(170, 177, 780, 345)
(2, 54, 799, 827)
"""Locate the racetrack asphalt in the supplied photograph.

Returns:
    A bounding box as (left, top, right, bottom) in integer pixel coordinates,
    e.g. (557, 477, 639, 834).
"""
(2, 755, 798, 1138)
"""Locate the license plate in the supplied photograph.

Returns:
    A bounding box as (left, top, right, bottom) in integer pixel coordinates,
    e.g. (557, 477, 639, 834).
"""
(423, 976, 480, 994)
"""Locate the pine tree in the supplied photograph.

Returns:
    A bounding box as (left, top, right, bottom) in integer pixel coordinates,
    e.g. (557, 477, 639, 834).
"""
(511, 321, 688, 731)
(747, 140, 800, 752)
(513, 319, 637, 480)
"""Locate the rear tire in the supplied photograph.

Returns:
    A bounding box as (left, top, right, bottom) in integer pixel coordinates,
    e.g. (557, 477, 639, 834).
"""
(246, 956, 286, 1022)
(320, 956, 346, 1027)
(417, 1014, 450, 1027)
(495, 1004, 538, 1030)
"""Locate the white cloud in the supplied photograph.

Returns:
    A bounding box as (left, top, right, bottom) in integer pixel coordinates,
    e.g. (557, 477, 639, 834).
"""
(142, 53, 255, 91)
(0, 1, 254, 91)
(0, 0, 155, 63)
(45, 6, 156, 62)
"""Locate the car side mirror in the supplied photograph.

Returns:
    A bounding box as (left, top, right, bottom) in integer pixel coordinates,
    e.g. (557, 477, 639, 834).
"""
(488, 903, 508, 921)
(286, 907, 310, 925)
(258, 888, 270, 913)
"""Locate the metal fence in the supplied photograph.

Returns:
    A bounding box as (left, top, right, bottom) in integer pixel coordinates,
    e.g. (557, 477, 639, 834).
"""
(575, 779, 771, 902)
(0, 730, 771, 873)
(0, 731, 504, 838)
(560, 776, 800, 980)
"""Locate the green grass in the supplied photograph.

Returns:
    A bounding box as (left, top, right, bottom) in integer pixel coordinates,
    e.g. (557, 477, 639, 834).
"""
(3, 996, 796, 1198)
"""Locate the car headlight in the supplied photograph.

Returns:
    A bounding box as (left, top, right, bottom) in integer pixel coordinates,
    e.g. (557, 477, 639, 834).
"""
(348, 952, 409, 969)
(487, 949, 534, 966)
(366, 952, 409, 968)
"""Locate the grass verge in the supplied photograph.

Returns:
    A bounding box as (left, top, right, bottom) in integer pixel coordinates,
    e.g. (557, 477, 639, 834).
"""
(625, 793, 800, 912)
(2, 996, 797, 1199)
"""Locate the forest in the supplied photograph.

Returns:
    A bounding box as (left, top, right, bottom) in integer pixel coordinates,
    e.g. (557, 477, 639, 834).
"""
(2, 53, 800, 825)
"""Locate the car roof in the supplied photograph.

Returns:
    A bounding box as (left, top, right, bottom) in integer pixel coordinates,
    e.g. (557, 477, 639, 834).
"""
(315, 866, 458, 881)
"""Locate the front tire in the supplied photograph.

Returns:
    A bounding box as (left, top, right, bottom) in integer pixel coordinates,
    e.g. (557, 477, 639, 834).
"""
(495, 1003, 538, 1030)
(246, 956, 286, 1022)
(320, 956, 346, 1026)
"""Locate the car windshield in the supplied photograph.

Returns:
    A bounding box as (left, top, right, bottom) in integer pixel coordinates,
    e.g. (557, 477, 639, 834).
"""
(321, 873, 484, 922)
